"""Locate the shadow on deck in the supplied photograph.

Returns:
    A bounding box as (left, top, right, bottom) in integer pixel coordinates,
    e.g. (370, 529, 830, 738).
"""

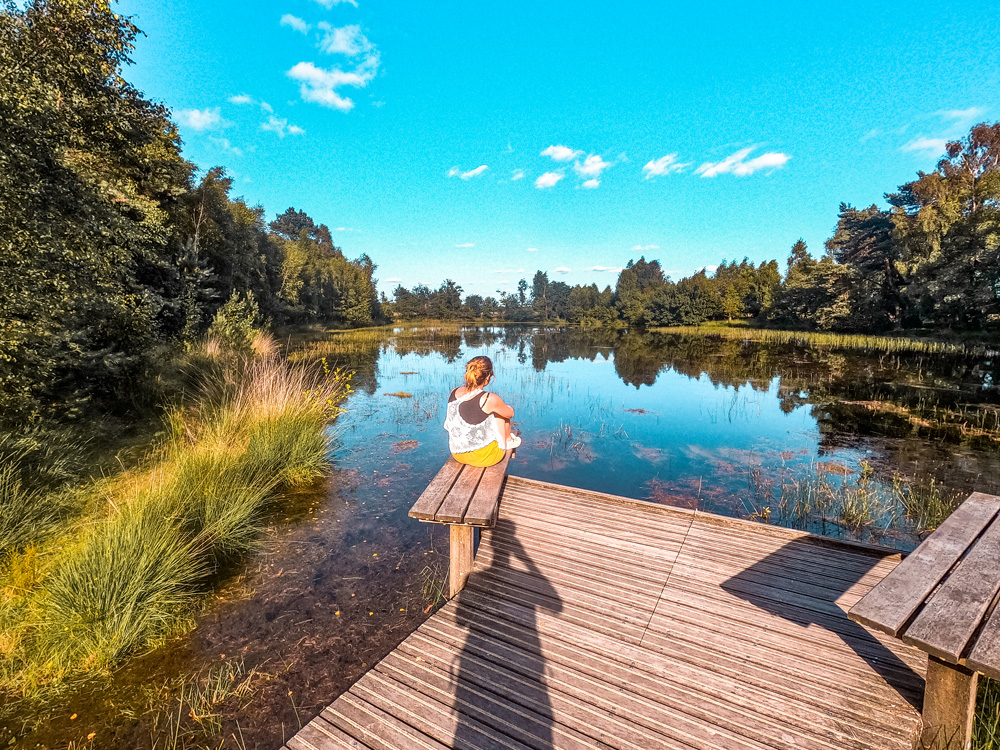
(286, 476, 926, 750)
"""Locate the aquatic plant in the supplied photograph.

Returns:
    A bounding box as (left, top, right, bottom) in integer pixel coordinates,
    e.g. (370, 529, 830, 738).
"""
(652, 323, 998, 356)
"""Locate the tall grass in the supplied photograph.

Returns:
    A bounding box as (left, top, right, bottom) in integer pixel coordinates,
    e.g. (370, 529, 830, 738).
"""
(0, 337, 350, 697)
(652, 323, 998, 356)
(745, 459, 963, 538)
(977, 679, 1000, 748)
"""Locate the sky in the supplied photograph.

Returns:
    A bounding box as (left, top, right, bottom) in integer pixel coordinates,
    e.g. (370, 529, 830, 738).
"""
(117, 0, 1000, 298)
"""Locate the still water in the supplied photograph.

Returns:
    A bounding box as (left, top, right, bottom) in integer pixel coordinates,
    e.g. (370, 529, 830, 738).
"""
(332, 326, 1000, 550)
(18, 326, 1000, 749)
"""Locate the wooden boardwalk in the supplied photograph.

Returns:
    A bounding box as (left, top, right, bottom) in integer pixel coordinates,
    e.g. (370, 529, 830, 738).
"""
(286, 476, 926, 750)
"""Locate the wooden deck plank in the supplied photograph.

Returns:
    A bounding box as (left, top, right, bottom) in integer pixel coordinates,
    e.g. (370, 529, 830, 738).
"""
(401, 629, 775, 750)
(849, 491, 1000, 636)
(437, 590, 918, 749)
(286, 715, 372, 750)
(903, 516, 1000, 662)
(291, 475, 924, 750)
(462, 451, 511, 526)
(322, 694, 449, 750)
(409, 459, 465, 521)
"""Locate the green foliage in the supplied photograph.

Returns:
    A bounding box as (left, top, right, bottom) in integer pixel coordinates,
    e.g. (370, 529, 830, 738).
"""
(0, 2, 380, 430)
(207, 291, 260, 352)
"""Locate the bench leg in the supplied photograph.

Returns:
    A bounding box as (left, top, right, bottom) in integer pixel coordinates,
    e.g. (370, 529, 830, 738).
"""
(449, 525, 474, 598)
(922, 655, 977, 750)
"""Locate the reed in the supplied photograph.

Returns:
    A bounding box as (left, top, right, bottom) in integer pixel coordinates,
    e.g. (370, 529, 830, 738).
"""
(652, 324, 997, 356)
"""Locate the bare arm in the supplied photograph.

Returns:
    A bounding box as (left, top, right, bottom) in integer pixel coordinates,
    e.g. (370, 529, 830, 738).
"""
(483, 393, 514, 420)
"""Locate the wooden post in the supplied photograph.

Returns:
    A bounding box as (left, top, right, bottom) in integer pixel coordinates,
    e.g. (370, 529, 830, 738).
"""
(922, 655, 978, 750)
(449, 524, 474, 598)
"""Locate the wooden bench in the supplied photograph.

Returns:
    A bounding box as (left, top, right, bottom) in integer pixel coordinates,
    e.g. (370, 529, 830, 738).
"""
(408, 450, 512, 597)
(849, 491, 1000, 750)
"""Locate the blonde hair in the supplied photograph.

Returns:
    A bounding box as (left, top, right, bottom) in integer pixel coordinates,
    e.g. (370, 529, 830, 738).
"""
(464, 356, 494, 390)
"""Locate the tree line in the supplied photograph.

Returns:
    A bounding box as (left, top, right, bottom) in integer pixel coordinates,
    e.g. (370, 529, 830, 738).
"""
(0, 1, 380, 425)
(5, 1, 1000, 428)
(387, 122, 1000, 334)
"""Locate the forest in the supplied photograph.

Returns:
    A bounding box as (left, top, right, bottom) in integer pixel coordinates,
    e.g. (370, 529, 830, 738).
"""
(4, 0, 1000, 436)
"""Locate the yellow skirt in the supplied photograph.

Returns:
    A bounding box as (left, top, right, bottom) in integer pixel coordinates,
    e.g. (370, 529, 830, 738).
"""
(452, 440, 505, 468)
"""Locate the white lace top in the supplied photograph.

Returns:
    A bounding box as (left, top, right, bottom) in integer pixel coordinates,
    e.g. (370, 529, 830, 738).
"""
(444, 388, 504, 454)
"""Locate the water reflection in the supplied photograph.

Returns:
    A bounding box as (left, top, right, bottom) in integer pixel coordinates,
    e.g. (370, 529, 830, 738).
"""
(317, 325, 1000, 551)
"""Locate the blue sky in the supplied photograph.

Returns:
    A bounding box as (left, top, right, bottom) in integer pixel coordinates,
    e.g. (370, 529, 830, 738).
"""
(118, 0, 1000, 298)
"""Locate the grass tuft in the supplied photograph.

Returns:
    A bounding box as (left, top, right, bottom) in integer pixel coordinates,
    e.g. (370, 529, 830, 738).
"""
(0, 338, 351, 697)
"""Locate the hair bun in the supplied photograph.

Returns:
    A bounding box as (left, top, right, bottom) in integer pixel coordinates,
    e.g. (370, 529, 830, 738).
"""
(464, 355, 494, 389)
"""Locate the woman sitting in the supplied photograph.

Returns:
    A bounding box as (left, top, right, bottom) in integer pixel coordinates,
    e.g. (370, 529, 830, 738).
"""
(444, 355, 520, 467)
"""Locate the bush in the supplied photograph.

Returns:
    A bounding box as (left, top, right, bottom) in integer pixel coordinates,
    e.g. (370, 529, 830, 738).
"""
(206, 291, 260, 353)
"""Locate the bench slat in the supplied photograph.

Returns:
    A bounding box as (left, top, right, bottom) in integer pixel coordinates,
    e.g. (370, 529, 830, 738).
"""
(903, 517, 1000, 662)
(848, 492, 1000, 636)
(409, 459, 464, 521)
(435, 465, 485, 523)
(462, 451, 511, 526)
(966, 608, 1000, 681)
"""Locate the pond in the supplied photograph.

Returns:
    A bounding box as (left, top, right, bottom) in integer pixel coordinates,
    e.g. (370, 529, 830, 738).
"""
(14, 326, 1000, 749)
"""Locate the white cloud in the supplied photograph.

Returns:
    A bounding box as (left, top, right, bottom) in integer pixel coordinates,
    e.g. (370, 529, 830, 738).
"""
(902, 137, 948, 154)
(938, 107, 985, 125)
(385, 277, 402, 283)
(177, 108, 221, 130)
(586, 265, 623, 273)
(574, 154, 611, 178)
(553, 266, 571, 274)
(261, 115, 306, 137)
(695, 147, 790, 177)
(280, 14, 310, 34)
(319, 23, 372, 56)
(535, 171, 563, 189)
(209, 137, 243, 157)
(448, 165, 489, 180)
(455, 243, 475, 248)
(526, 247, 539, 252)
(643, 153, 689, 178)
(581, 179, 600, 189)
(541, 144, 582, 162)
(493, 268, 525, 274)
(229, 95, 273, 115)
(312, 0, 358, 7)
(511, 169, 525, 181)
(632, 244, 659, 251)
(704, 265, 719, 275)
(287, 55, 379, 112)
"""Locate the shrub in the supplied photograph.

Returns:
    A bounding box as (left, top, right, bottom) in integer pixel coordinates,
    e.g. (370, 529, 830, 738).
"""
(206, 291, 260, 353)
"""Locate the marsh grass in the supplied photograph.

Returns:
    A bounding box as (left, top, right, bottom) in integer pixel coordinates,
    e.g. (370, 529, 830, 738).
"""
(0, 337, 350, 698)
(977, 678, 1000, 749)
(746, 459, 963, 536)
(653, 323, 998, 356)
